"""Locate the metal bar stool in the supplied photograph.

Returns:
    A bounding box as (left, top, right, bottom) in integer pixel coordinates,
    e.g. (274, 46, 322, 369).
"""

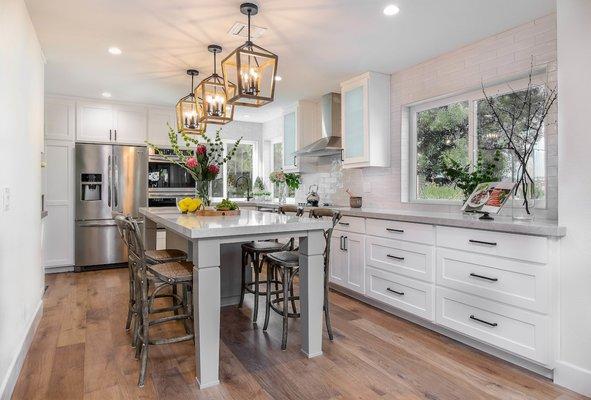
(262, 208, 342, 350)
(239, 204, 303, 323)
(120, 217, 195, 387)
(114, 214, 188, 338)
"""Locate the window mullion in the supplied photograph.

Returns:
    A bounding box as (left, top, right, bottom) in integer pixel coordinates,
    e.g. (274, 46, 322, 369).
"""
(468, 99, 476, 171)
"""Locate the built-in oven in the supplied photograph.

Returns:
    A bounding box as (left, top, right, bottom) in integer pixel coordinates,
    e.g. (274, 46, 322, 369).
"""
(148, 147, 195, 207)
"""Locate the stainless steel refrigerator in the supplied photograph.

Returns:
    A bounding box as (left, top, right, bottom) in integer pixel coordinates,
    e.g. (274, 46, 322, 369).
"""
(75, 143, 147, 269)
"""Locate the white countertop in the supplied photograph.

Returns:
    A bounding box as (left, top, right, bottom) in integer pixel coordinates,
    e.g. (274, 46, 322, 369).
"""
(139, 207, 332, 239)
(236, 201, 565, 237)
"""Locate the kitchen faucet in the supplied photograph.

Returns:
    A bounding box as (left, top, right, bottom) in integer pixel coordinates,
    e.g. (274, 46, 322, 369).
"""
(235, 176, 252, 201)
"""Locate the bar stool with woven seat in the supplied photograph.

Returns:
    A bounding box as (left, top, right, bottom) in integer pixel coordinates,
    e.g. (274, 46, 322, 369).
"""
(120, 217, 195, 387)
(114, 214, 188, 337)
(239, 204, 303, 323)
(262, 208, 341, 350)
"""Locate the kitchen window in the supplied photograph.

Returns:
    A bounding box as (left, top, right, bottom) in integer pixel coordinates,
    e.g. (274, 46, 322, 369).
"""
(210, 140, 258, 200)
(272, 141, 283, 197)
(408, 77, 548, 206)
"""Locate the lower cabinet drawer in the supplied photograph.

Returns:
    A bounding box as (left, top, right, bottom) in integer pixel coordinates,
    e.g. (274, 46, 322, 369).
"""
(366, 236, 435, 282)
(365, 267, 434, 321)
(436, 287, 550, 365)
(335, 216, 366, 234)
(436, 248, 549, 313)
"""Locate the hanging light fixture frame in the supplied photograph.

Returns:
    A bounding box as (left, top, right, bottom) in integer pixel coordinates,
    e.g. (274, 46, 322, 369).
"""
(221, 3, 278, 108)
(195, 45, 235, 125)
(176, 69, 206, 135)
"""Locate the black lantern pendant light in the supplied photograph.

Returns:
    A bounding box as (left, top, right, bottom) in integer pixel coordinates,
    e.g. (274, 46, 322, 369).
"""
(176, 69, 206, 134)
(221, 2, 278, 108)
(195, 45, 235, 125)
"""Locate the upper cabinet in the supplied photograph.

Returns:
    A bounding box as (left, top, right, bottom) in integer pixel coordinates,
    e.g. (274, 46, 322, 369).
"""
(45, 96, 75, 141)
(76, 100, 147, 144)
(148, 106, 176, 146)
(340, 71, 390, 168)
(282, 100, 320, 171)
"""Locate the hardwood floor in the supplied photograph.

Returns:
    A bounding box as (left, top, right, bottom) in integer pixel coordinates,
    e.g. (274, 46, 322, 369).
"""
(12, 269, 587, 400)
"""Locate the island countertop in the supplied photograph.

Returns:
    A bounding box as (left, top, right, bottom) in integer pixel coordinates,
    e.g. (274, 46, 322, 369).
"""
(139, 207, 332, 239)
(235, 201, 565, 237)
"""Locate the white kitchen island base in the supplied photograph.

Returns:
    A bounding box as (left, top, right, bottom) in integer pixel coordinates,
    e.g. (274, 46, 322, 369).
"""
(140, 207, 331, 389)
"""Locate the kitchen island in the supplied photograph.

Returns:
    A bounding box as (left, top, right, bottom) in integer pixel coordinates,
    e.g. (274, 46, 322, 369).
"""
(139, 207, 331, 389)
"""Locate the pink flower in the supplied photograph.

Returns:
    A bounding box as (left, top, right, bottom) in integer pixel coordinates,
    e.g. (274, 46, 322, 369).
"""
(207, 164, 220, 175)
(196, 145, 207, 155)
(186, 157, 198, 169)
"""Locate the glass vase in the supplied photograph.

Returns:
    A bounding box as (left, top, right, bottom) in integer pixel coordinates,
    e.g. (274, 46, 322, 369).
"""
(277, 183, 287, 204)
(196, 180, 212, 208)
(511, 156, 536, 221)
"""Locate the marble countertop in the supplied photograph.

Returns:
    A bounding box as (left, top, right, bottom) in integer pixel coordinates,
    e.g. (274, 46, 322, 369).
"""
(139, 207, 332, 239)
(235, 201, 565, 237)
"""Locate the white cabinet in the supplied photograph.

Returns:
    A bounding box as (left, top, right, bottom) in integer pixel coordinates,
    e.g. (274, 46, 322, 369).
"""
(43, 140, 75, 269)
(148, 106, 176, 146)
(282, 100, 320, 171)
(77, 100, 147, 144)
(340, 72, 390, 168)
(330, 230, 365, 294)
(114, 105, 148, 144)
(45, 96, 75, 141)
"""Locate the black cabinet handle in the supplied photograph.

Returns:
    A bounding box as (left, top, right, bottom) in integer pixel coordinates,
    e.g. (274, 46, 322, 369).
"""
(386, 254, 405, 261)
(343, 236, 348, 251)
(293, 155, 297, 167)
(109, 129, 112, 141)
(469, 239, 497, 246)
(470, 315, 498, 327)
(386, 287, 404, 296)
(339, 222, 350, 226)
(114, 129, 117, 141)
(339, 236, 344, 251)
(386, 228, 404, 233)
(469, 272, 498, 282)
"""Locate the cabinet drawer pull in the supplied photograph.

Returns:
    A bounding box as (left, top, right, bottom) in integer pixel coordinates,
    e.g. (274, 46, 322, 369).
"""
(386, 254, 405, 261)
(338, 222, 350, 226)
(469, 272, 498, 282)
(386, 287, 404, 296)
(386, 228, 404, 233)
(468, 239, 497, 246)
(469, 314, 498, 327)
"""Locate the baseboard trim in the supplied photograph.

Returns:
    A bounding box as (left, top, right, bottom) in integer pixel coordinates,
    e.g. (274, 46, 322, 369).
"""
(0, 300, 43, 400)
(330, 284, 554, 378)
(44, 265, 74, 274)
(554, 361, 591, 397)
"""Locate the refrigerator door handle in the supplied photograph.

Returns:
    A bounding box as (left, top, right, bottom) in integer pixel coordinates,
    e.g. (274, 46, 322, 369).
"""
(113, 155, 119, 209)
(107, 155, 112, 207)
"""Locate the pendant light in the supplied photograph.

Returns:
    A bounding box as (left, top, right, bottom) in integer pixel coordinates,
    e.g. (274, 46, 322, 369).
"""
(221, 2, 278, 107)
(175, 69, 206, 135)
(195, 45, 235, 125)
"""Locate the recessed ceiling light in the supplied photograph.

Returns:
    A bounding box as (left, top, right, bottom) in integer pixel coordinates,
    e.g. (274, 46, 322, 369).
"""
(108, 47, 122, 55)
(275, 75, 282, 81)
(102, 92, 112, 98)
(383, 4, 400, 16)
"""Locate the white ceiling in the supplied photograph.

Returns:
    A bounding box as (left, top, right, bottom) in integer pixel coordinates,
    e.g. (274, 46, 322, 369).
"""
(26, 0, 556, 123)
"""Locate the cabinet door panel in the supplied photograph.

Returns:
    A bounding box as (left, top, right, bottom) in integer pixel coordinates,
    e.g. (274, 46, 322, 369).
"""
(45, 97, 75, 141)
(345, 233, 365, 294)
(329, 234, 346, 286)
(114, 105, 147, 144)
(148, 107, 175, 146)
(283, 111, 296, 168)
(77, 102, 113, 142)
(343, 85, 365, 159)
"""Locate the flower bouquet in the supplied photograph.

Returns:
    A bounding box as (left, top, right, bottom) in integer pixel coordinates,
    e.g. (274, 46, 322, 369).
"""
(147, 124, 242, 208)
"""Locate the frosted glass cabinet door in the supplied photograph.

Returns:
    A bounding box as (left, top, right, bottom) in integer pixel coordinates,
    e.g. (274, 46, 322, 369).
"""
(344, 85, 365, 160)
(283, 111, 296, 167)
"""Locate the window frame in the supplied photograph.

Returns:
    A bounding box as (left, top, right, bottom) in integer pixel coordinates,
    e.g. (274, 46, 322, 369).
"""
(407, 75, 548, 207)
(210, 139, 259, 201)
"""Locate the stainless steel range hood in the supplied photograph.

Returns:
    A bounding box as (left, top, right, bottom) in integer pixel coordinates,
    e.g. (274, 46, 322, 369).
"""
(295, 92, 342, 157)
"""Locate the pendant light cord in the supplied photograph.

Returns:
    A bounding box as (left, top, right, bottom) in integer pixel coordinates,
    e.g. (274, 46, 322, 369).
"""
(213, 51, 217, 75)
(247, 10, 252, 46)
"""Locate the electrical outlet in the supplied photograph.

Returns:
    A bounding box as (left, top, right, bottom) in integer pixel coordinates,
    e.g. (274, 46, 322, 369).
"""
(3, 187, 10, 212)
(363, 182, 371, 194)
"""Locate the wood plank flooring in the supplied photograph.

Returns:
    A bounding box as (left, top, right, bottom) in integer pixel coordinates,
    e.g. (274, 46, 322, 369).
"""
(12, 269, 587, 400)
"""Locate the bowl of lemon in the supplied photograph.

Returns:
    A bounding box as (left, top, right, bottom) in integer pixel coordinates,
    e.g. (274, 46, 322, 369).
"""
(176, 197, 203, 214)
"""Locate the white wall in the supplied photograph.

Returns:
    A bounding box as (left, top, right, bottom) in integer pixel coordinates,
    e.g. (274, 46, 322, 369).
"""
(555, 0, 591, 396)
(0, 0, 45, 398)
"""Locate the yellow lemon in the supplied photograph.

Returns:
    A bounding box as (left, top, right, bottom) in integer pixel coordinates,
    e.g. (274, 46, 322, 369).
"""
(193, 198, 203, 209)
(178, 197, 191, 213)
(187, 199, 199, 212)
